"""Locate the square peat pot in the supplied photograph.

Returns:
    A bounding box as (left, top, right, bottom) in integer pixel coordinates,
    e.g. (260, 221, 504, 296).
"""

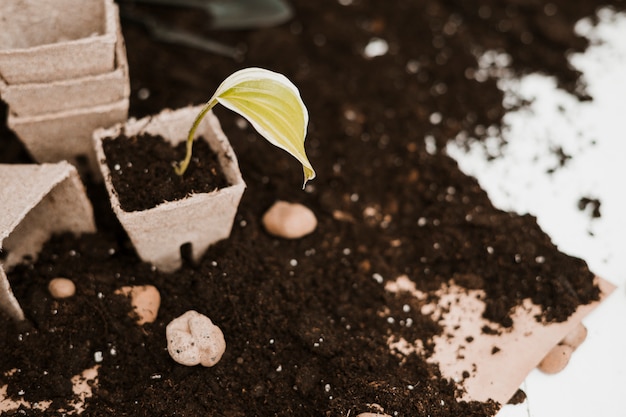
(0, 0, 117, 84)
(93, 106, 247, 273)
(7, 99, 129, 177)
(0, 16, 129, 117)
(0, 161, 96, 321)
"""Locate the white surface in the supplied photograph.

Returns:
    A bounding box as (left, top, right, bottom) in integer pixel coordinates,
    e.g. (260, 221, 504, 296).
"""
(446, 9, 626, 417)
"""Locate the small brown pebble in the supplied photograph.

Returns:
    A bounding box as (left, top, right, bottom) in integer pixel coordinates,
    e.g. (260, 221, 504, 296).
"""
(48, 278, 76, 299)
(262, 201, 317, 239)
(560, 323, 587, 350)
(537, 344, 574, 374)
(115, 285, 161, 325)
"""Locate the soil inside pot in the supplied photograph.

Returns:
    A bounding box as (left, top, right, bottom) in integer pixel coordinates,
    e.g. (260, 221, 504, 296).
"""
(0, 0, 620, 416)
(102, 134, 229, 212)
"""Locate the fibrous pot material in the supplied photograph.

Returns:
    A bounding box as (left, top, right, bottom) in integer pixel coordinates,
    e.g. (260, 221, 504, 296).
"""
(0, 161, 96, 320)
(0, 0, 118, 84)
(93, 106, 246, 272)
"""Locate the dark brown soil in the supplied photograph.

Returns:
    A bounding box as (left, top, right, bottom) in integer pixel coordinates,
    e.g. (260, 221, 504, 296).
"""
(2, 0, 623, 416)
(102, 134, 229, 212)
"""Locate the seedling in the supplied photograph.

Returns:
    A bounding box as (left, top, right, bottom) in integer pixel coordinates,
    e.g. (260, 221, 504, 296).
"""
(173, 67, 316, 187)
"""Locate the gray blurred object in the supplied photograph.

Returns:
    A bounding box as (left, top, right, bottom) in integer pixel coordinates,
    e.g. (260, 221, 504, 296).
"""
(133, 0, 293, 30)
(120, 0, 293, 59)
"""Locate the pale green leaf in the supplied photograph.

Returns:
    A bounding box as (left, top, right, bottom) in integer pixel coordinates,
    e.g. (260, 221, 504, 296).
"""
(209, 67, 315, 186)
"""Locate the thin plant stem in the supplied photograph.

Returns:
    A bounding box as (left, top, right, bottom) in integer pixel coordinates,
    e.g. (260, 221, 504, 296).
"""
(173, 100, 217, 176)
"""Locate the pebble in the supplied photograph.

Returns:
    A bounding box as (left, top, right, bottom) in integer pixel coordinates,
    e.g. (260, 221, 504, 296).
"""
(262, 201, 317, 239)
(48, 278, 76, 298)
(356, 404, 391, 417)
(537, 344, 574, 374)
(166, 310, 226, 367)
(560, 323, 587, 350)
(115, 285, 161, 325)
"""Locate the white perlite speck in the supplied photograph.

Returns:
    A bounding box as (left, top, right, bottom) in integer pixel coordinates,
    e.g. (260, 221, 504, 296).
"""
(166, 310, 226, 367)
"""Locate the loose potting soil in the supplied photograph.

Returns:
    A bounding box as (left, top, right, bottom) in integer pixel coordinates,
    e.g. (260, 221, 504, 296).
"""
(1, 1, 623, 416)
(102, 134, 229, 212)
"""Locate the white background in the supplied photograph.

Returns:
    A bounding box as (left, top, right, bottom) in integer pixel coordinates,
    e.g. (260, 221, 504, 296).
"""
(446, 9, 626, 417)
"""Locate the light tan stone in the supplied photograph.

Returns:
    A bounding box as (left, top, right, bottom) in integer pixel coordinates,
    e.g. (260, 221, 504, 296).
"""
(560, 323, 587, 350)
(48, 278, 76, 299)
(357, 413, 392, 417)
(537, 344, 574, 374)
(166, 310, 226, 367)
(262, 201, 317, 239)
(115, 285, 161, 325)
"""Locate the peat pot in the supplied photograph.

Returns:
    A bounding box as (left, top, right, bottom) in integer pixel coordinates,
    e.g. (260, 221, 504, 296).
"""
(0, 162, 96, 321)
(0, 21, 129, 118)
(93, 106, 246, 273)
(0, 0, 118, 84)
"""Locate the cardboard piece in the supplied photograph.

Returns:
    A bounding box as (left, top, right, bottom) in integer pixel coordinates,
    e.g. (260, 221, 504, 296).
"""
(93, 106, 247, 273)
(0, 268, 23, 322)
(0, 0, 117, 84)
(7, 99, 129, 176)
(1, 365, 98, 414)
(0, 162, 96, 320)
(0, 15, 129, 117)
(386, 275, 615, 405)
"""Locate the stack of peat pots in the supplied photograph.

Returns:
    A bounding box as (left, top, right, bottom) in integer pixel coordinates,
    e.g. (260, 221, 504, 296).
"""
(0, 0, 130, 176)
(0, 0, 128, 320)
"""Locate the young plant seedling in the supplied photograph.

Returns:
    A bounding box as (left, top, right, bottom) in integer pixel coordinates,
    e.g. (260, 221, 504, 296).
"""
(173, 67, 316, 187)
